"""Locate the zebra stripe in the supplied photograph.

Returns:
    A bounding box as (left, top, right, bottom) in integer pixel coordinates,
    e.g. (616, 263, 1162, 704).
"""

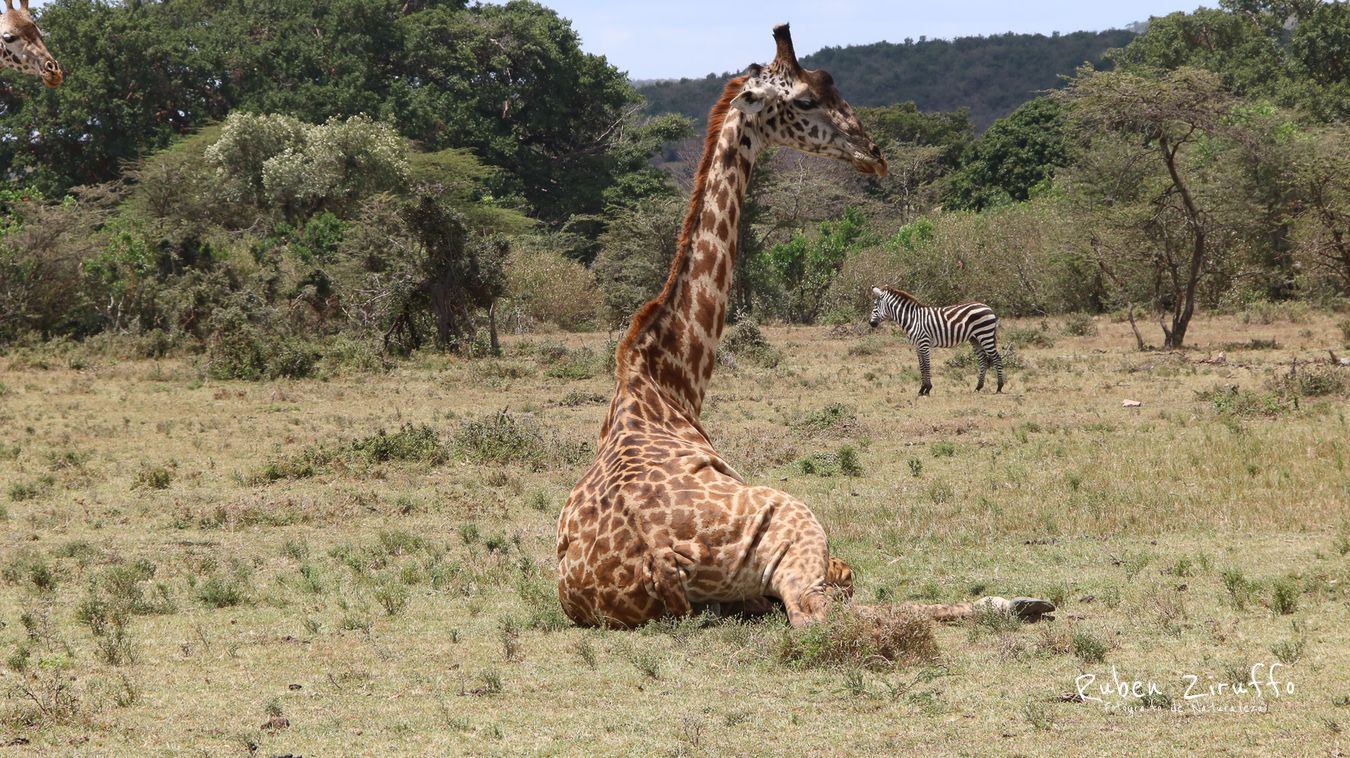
(868, 286, 1004, 395)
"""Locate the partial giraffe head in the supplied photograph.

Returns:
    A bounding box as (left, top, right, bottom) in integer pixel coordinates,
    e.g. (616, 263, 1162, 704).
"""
(0, 0, 61, 88)
(729, 24, 885, 176)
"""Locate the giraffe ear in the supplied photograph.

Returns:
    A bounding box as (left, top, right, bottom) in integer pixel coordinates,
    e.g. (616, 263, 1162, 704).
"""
(730, 81, 771, 115)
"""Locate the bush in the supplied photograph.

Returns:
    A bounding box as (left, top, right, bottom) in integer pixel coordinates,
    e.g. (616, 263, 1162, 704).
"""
(133, 464, 174, 491)
(718, 316, 781, 369)
(195, 576, 246, 608)
(1062, 313, 1098, 336)
(1198, 386, 1291, 417)
(778, 605, 938, 669)
(350, 424, 446, 465)
(791, 403, 861, 437)
(1268, 365, 1347, 399)
(504, 246, 599, 331)
(1005, 324, 1055, 348)
(456, 410, 586, 470)
(206, 312, 318, 381)
(254, 423, 445, 482)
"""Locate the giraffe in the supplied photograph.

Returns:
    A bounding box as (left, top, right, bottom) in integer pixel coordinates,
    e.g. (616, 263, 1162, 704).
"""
(557, 24, 1053, 629)
(0, 0, 62, 88)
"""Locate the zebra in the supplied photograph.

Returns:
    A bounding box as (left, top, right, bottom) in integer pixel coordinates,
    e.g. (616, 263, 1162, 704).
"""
(868, 286, 1003, 395)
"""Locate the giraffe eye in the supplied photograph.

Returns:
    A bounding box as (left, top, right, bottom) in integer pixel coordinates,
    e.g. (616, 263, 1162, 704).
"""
(1, 33, 16, 44)
(793, 97, 817, 110)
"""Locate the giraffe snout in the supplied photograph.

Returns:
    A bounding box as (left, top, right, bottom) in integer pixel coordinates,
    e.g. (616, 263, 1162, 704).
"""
(41, 61, 62, 87)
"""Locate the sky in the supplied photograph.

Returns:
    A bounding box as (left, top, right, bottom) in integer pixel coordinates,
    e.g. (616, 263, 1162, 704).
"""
(543, 1, 1212, 80)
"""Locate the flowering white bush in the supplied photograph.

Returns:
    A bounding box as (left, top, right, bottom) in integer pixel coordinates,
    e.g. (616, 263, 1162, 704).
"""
(206, 113, 409, 219)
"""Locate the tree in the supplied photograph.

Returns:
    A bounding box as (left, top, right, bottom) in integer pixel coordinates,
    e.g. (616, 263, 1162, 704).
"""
(1062, 66, 1240, 348)
(1292, 124, 1350, 294)
(946, 97, 1071, 211)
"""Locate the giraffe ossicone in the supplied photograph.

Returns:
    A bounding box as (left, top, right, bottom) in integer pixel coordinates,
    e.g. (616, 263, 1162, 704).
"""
(0, 0, 62, 88)
(556, 23, 1052, 629)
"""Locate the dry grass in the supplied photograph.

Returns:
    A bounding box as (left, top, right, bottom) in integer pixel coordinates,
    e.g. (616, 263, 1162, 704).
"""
(0, 314, 1348, 753)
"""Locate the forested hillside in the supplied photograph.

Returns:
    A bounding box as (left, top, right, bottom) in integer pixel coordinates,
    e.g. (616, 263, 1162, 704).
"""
(638, 30, 1138, 130)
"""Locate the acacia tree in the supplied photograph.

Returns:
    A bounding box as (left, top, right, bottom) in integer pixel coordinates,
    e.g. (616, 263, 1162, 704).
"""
(1292, 124, 1350, 294)
(1062, 66, 1241, 349)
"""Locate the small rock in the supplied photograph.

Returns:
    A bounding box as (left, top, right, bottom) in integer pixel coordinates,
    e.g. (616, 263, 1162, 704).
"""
(1122, 399, 1142, 408)
(288, 683, 302, 690)
(1078, 595, 1096, 603)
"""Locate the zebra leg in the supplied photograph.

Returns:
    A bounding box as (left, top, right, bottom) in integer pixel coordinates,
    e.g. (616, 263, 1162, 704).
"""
(917, 343, 932, 396)
(991, 343, 1005, 393)
(973, 338, 987, 391)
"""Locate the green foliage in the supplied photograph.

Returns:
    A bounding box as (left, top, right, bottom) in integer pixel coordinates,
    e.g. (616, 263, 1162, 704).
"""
(206, 312, 319, 381)
(455, 410, 585, 470)
(254, 423, 446, 483)
(791, 403, 861, 437)
(718, 316, 782, 369)
(133, 464, 175, 491)
(947, 97, 1070, 210)
(762, 207, 871, 323)
(195, 576, 246, 608)
(778, 606, 938, 669)
(591, 196, 683, 326)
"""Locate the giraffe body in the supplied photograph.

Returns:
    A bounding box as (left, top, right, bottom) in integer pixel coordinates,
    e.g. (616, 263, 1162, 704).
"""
(558, 25, 1051, 629)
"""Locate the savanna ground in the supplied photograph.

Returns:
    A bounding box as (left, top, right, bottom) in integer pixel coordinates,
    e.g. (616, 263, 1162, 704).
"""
(1, 309, 1348, 755)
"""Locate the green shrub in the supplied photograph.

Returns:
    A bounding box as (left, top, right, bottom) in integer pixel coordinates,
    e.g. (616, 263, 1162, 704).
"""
(206, 312, 318, 381)
(456, 410, 585, 470)
(1072, 630, 1108, 663)
(718, 316, 782, 369)
(1268, 365, 1347, 399)
(778, 605, 937, 669)
(1006, 324, 1055, 348)
(791, 403, 860, 437)
(351, 424, 446, 465)
(1198, 386, 1291, 418)
(195, 576, 246, 608)
(133, 464, 174, 490)
(1270, 578, 1299, 615)
(798, 446, 865, 477)
(1062, 313, 1098, 337)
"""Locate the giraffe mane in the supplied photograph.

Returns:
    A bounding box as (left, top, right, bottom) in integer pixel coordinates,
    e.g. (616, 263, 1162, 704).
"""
(880, 286, 925, 306)
(615, 74, 750, 380)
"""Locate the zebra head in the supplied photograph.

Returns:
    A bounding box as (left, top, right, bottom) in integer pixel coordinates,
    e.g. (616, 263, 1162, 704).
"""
(868, 287, 888, 328)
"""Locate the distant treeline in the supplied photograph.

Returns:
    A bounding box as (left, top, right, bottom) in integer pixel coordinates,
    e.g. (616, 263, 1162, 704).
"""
(638, 30, 1138, 131)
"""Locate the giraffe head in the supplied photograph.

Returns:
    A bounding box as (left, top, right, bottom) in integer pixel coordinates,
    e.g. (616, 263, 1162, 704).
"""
(729, 24, 885, 176)
(0, 0, 61, 88)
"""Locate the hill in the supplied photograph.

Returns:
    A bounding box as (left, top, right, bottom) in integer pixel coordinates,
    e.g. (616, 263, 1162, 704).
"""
(638, 29, 1137, 130)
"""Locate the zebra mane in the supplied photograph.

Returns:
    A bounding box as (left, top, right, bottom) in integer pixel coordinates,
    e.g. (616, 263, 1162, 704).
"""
(880, 286, 925, 306)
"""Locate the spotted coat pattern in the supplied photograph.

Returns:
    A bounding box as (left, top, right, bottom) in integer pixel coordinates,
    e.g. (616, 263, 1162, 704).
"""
(0, 2, 61, 88)
(558, 26, 882, 630)
(556, 24, 1050, 630)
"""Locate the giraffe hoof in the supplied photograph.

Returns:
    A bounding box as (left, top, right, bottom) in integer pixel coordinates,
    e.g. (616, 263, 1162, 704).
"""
(1009, 597, 1056, 621)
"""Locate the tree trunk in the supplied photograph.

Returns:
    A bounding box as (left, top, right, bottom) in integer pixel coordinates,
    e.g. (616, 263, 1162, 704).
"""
(1159, 133, 1206, 350)
(488, 300, 500, 356)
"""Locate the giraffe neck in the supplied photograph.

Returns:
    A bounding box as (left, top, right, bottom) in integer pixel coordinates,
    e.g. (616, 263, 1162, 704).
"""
(612, 78, 762, 423)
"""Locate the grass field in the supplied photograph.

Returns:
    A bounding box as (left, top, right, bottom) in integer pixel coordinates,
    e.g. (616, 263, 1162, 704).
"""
(1, 311, 1348, 755)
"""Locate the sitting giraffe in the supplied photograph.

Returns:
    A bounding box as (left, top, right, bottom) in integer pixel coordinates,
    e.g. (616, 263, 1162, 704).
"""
(557, 24, 1053, 629)
(0, 0, 62, 87)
